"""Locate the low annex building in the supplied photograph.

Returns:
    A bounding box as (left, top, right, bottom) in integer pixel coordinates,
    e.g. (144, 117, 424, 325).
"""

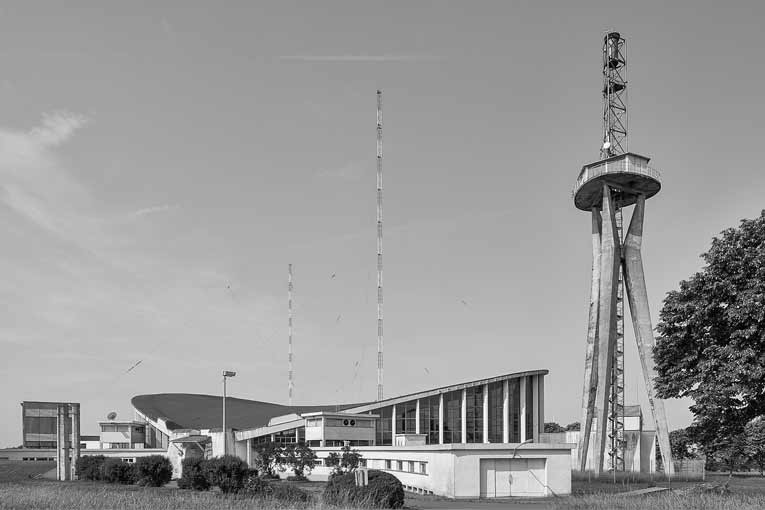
(131, 369, 574, 498)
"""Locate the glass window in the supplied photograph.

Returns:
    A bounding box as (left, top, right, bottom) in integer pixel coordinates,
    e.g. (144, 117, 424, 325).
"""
(419, 462, 427, 474)
(419, 396, 440, 444)
(465, 386, 484, 443)
(488, 381, 504, 443)
(384, 460, 391, 469)
(526, 377, 534, 441)
(395, 460, 402, 471)
(508, 379, 521, 442)
(396, 401, 417, 435)
(374, 407, 393, 446)
(443, 390, 462, 444)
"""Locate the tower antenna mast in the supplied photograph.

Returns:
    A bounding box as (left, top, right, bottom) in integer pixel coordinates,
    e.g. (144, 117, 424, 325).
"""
(376, 90, 384, 401)
(288, 263, 294, 405)
(574, 31, 674, 476)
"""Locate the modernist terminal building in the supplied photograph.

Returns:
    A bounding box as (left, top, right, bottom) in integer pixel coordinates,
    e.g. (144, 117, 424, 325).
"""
(130, 369, 574, 498)
(2, 370, 574, 498)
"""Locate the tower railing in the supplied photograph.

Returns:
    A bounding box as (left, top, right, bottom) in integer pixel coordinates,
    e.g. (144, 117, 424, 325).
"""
(573, 159, 661, 197)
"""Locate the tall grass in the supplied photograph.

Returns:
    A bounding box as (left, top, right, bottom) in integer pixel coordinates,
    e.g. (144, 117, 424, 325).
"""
(0, 481, 316, 510)
(551, 492, 765, 510)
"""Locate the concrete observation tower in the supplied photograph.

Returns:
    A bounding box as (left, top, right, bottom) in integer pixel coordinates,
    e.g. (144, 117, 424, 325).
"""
(574, 32, 674, 475)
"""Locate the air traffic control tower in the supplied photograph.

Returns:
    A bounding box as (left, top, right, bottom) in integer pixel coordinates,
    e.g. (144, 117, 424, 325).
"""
(574, 32, 674, 476)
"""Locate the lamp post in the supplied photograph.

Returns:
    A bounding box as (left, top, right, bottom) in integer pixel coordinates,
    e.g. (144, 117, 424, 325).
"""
(222, 370, 236, 455)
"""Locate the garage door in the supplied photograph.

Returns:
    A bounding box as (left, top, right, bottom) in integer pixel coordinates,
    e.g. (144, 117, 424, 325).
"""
(480, 458, 546, 498)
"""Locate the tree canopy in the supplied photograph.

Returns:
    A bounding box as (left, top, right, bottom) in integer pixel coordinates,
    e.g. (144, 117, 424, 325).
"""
(654, 211, 765, 448)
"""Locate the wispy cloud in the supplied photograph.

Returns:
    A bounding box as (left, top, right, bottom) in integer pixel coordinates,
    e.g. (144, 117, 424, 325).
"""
(28, 111, 88, 147)
(0, 111, 90, 238)
(277, 54, 444, 63)
(131, 204, 178, 218)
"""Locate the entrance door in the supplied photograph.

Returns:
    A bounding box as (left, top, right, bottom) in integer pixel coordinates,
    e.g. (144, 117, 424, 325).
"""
(479, 459, 511, 498)
(508, 458, 546, 496)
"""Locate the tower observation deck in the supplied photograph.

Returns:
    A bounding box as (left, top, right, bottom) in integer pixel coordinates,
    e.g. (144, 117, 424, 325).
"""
(573, 152, 661, 211)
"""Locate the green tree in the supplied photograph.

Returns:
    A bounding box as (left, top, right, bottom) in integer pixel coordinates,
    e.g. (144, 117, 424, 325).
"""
(544, 422, 565, 433)
(252, 441, 284, 478)
(654, 211, 765, 456)
(283, 442, 317, 478)
(669, 428, 698, 461)
(326, 444, 362, 476)
(565, 422, 580, 431)
(744, 416, 765, 475)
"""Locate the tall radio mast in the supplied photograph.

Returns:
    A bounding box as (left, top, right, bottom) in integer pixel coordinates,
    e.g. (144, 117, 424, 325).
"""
(376, 90, 384, 401)
(288, 263, 294, 405)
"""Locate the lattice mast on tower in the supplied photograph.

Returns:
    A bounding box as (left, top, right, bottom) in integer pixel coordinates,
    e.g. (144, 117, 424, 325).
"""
(288, 263, 294, 405)
(376, 90, 384, 401)
(602, 32, 627, 472)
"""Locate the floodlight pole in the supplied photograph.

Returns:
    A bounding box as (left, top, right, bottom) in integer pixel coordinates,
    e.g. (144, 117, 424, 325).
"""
(222, 370, 236, 455)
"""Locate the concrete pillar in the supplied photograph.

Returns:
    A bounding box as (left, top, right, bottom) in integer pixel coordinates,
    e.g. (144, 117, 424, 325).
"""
(593, 183, 621, 475)
(246, 438, 252, 467)
(483, 384, 489, 443)
(415, 399, 420, 435)
(623, 194, 674, 475)
(70, 403, 80, 480)
(502, 380, 509, 443)
(57, 404, 71, 481)
(391, 404, 397, 441)
(532, 376, 540, 442)
(461, 389, 467, 444)
(520, 377, 527, 442)
(438, 394, 444, 444)
(579, 207, 602, 471)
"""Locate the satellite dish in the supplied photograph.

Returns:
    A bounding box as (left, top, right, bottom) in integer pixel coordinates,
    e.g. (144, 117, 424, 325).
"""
(106, 412, 117, 421)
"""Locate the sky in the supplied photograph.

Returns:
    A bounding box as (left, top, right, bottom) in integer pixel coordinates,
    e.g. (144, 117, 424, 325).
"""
(1, 1, 764, 446)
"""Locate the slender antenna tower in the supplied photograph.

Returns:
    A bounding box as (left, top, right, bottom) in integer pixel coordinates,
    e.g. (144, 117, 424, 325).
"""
(288, 263, 294, 405)
(376, 90, 384, 401)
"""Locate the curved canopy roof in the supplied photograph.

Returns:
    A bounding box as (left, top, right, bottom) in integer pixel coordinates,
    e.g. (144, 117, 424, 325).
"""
(131, 393, 364, 431)
(132, 370, 547, 432)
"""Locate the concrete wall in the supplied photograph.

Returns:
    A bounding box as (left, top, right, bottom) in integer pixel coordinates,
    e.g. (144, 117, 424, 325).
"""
(0, 448, 166, 463)
(301, 443, 573, 499)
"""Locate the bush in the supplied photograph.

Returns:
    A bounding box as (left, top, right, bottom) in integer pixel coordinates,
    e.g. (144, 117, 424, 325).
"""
(286, 474, 309, 482)
(135, 455, 173, 487)
(102, 458, 137, 484)
(178, 457, 210, 490)
(75, 455, 106, 481)
(243, 473, 274, 495)
(323, 469, 404, 508)
(204, 455, 249, 494)
(271, 483, 311, 503)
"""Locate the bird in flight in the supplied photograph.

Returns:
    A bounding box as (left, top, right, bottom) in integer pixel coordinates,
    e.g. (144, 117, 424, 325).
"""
(125, 360, 143, 373)
(460, 299, 468, 306)
(330, 273, 336, 279)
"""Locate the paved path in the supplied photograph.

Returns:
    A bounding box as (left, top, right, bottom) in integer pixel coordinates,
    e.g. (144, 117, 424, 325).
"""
(405, 494, 554, 510)
(617, 486, 669, 496)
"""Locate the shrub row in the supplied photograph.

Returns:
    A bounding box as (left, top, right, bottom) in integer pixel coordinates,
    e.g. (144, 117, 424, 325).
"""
(178, 455, 311, 503)
(323, 469, 405, 509)
(75, 455, 172, 487)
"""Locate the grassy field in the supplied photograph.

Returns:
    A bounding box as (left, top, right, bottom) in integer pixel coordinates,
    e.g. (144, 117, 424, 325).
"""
(0, 462, 55, 483)
(0, 480, 317, 510)
(2, 465, 765, 510)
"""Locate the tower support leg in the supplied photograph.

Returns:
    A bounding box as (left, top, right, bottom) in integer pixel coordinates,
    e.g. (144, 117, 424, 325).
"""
(578, 208, 602, 471)
(622, 195, 675, 475)
(592, 184, 621, 475)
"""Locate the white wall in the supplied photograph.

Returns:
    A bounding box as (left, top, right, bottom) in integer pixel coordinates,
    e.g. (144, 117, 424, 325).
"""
(298, 443, 573, 499)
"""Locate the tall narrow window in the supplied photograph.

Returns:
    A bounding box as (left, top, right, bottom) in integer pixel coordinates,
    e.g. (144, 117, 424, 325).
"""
(487, 381, 504, 443)
(465, 386, 484, 443)
(443, 390, 462, 444)
(419, 395, 440, 444)
(526, 376, 534, 440)
(508, 379, 521, 442)
(375, 406, 393, 446)
(397, 401, 417, 434)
